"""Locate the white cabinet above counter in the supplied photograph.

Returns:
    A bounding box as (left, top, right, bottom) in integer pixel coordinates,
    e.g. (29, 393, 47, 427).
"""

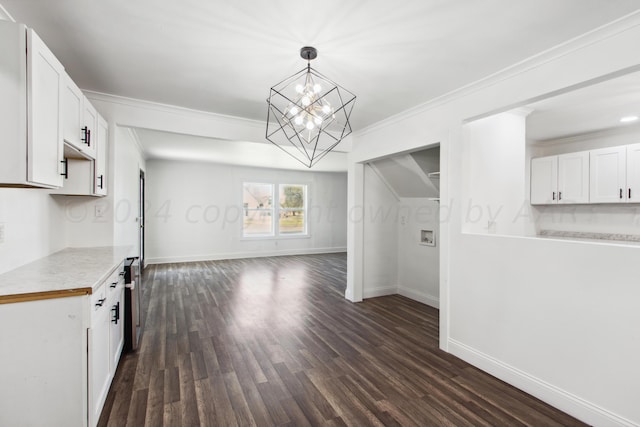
(531, 142, 640, 205)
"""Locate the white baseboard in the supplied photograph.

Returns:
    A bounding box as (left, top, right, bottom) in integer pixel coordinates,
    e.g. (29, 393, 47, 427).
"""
(397, 287, 439, 309)
(448, 339, 639, 427)
(363, 286, 397, 299)
(146, 247, 346, 265)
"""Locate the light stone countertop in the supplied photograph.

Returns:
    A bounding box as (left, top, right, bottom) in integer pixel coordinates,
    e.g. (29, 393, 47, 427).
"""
(0, 246, 133, 303)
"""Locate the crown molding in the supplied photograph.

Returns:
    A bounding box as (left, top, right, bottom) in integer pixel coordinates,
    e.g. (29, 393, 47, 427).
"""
(354, 9, 640, 138)
(530, 122, 640, 147)
(83, 90, 266, 131)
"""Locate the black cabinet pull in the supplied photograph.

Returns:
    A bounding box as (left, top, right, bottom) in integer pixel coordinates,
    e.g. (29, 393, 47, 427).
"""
(95, 298, 106, 307)
(112, 302, 120, 324)
(620, 188, 623, 199)
(558, 191, 562, 201)
(552, 192, 556, 201)
(98, 174, 104, 189)
(81, 126, 89, 145)
(110, 282, 117, 288)
(629, 188, 631, 199)
(87, 129, 91, 147)
(60, 158, 68, 179)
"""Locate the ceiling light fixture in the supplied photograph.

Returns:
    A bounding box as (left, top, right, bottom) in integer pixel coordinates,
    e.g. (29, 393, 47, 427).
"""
(266, 46, 356, 168)
(620, 115, 639, 123)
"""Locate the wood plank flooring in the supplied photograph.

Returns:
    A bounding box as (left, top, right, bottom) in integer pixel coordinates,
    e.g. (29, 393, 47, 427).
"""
(98, 253, 587, 427)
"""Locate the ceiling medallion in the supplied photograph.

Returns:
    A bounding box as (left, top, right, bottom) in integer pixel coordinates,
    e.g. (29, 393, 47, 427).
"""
(266, 46, 356, 168)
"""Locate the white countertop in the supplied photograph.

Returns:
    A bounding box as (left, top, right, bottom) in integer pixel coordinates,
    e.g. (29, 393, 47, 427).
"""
(0, 246, 132, 303)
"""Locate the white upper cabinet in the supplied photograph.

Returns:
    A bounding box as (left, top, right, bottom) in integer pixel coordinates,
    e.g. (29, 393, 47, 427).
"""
(95, 116, 108, 196)
(0, 22, 64, 188)
(530, 156, 558, 204)
(590, 146, 626, 203)
(62, 73, 86, 153)
(626, 143, 640, 202)
(82, 97, 98, 159)
(557, 151, 589, 204)
(530, 152, 589, 205)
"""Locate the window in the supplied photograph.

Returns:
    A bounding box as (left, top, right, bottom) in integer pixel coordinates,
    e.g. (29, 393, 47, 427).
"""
(242, 182, 307, 237)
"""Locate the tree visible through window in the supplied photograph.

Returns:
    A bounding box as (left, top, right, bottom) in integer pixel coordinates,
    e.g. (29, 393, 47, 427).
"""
(242, 183, 307, 237)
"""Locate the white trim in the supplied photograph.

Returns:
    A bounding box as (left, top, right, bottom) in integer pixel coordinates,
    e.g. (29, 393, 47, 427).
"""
(448, 339, 640, 427)
(145, 247, 346, 265)
(123, 127, 146, 158)
(0, 4, 15, 22)
(363, 286, 397, 299)
(355, 10, 640, 138)
(397, 287, 439, 309)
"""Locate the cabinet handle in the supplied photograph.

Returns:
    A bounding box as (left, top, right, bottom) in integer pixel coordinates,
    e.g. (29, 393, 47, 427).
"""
(95, 298, 106, 307)
(558, 191, 562, 201)
(60, 158, 68, 179)
(110, 282, 117, 288)
(97, 174, 104, 189)
(82, 126, 89, 145)
(629, 188, 632, 199)
(620, 188, 623, 199)
(112, 302, 120, 324)
(87, 129, 91, 147)
(552, 192, 556, 201)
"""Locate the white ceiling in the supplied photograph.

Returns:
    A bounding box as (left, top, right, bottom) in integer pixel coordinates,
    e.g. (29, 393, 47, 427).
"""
(526, 70, 640, 141)
(4, 1, 640, 172)
(3, 0, 640, 132)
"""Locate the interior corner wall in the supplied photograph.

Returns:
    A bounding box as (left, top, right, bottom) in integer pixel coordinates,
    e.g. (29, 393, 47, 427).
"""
(362, 164, 398, 298)
(144, 159, 347, 264)
(349, 17, 640, 427)
(397, 198, 439, 308)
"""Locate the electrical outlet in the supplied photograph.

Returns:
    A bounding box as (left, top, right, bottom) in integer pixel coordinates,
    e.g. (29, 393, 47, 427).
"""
(95, 205, 104, 218)
(0, 223, 5, 244)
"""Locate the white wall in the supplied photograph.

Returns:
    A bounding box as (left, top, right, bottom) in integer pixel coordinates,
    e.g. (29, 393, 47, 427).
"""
(144, 159, 346, 263)
(530, 126, 640, 236)
(362, 164, 398, 298)
(397, 198, 439, 308)
(349, 13, 640, 427)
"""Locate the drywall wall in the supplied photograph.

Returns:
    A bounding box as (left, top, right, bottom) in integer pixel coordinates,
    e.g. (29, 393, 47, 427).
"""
(348, 14, 640, 426)
(397, 198, 439, 308)
(0, 189, 67, 275)
(362, 164, 398, 298)
(144, 159, 347, 263)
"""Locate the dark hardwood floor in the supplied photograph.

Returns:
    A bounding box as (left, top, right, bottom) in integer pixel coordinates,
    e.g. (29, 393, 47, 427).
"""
(98, 253, 586, 427)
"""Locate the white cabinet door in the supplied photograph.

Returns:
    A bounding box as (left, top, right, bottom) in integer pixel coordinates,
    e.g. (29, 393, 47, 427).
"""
(558, 151, 589, 204)
(89, 287, 111, 427)
(95, 116, 108, 196)
(26, 28, 64, 188)
(109, 286, 124, 373)
(82, 98, 98, 159)
(62, 73, 85, 152)
(531, 156, 558, 204)
(590, 146, 626, 203)
(626, 143, 640, 202)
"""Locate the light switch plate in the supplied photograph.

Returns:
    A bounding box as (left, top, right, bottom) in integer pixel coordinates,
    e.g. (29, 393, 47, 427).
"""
(95, 205, 104, 218)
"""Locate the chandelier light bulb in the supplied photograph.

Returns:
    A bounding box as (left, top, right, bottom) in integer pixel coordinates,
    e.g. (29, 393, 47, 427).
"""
(313, 84, 322, 94)
(301, 96, 311, 106)
(306, 120, 315, 130)
(294, 115, 304, 126)
(289, 106, 298, 116)
(322, 104, 331, 115)
(295, 84, 304, 94)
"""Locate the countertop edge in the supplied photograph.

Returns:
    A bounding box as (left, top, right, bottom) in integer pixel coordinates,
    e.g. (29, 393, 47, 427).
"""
(0, 288, 93, 304)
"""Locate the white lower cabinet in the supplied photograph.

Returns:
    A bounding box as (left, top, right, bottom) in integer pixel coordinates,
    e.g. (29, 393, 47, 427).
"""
(0, 260, 125, 427)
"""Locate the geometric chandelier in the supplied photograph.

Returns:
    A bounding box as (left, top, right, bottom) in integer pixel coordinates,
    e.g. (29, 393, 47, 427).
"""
(266, 46, 356, 168)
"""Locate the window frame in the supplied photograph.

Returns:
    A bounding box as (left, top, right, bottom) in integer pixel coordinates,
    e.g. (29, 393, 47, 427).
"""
(241, 181, 309, 239)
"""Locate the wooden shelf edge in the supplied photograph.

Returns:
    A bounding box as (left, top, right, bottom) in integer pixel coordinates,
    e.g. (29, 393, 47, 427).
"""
(0, 288, 92, 304)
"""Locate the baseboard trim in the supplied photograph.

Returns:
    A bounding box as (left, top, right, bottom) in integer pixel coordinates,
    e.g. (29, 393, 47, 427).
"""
(146, 247, 346, 265)
(363, 286, 397, 299)
(448, 339, 638, 427)
(397, 287, 439, 309)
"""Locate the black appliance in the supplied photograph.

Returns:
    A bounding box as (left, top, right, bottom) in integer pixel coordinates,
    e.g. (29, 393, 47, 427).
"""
(124, 257, 143, 351)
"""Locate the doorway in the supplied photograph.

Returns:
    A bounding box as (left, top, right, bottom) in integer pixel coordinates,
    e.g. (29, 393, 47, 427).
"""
(139, 169, 145, 270)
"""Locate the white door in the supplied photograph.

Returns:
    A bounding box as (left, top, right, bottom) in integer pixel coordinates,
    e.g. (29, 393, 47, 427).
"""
(590, 146, 626, 203)
(109, 287, 124, 373)
(626, 143, 640, 202)
(26, 28, 64, 188)
(62, 73, 84, 151)
(558, 151, 589, 204)
(530, 156, 558, 204)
